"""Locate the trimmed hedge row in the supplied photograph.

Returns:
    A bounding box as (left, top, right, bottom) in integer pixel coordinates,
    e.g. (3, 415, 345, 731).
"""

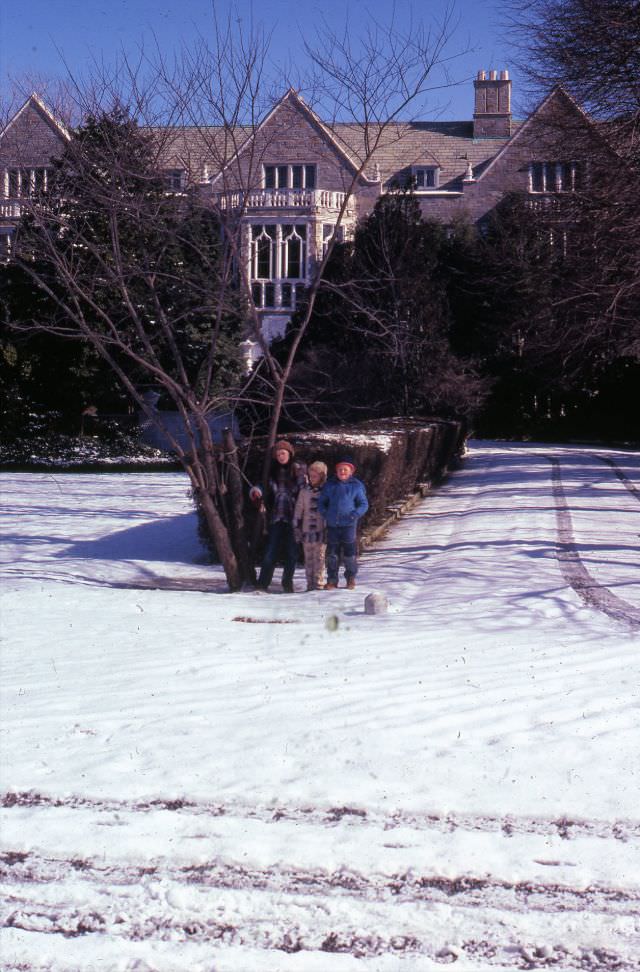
(243, 417, 466, 534)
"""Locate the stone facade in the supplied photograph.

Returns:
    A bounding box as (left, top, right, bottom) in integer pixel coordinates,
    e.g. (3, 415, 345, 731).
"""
(1, 73, 606, 329)
(0, 96, 70, 258)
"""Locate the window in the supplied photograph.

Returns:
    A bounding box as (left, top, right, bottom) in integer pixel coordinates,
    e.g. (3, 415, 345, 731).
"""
(0, 229, 14, 261)
(322, 223, 344, 256)
(529, 161, 583, 193)
(263, 164, 316, 190)
(412, 166, 439, 190)
(281, 224, 306, 278)
(251, 224, 276, 279)
(4, 167, 52, 197)
(34, 168, 47, 193)
(162, 169, 186, 192)
(250, 222, 308, 310)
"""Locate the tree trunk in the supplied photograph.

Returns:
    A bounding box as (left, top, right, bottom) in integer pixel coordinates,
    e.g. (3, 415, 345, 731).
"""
(223, 427, 255, 586)
(194, 482, 243, 591)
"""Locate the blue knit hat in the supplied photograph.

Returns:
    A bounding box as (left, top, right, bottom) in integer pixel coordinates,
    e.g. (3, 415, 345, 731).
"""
(336, 457, 356, 472)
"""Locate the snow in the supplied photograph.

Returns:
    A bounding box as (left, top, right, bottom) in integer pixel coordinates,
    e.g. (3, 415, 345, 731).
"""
(1, 440, 639, 970)
(305, 431, 396, 451)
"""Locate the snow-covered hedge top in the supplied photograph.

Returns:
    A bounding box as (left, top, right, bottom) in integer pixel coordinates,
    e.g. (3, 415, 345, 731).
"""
(303, 431, 395, 453)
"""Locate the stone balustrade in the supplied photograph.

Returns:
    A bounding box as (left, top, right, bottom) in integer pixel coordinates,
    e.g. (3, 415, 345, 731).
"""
(0, 201, 23, 218)
(214, 188, 348, 213)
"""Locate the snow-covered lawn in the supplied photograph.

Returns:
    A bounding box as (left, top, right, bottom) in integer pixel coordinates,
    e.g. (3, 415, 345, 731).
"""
(1, 440, 639, 971)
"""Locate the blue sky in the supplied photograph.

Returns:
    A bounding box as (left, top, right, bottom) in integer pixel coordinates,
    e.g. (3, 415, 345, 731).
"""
(0, 0, 526, 120)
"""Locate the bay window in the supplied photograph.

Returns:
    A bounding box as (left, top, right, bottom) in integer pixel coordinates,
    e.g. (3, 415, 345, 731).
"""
(250, 222, 308, 309)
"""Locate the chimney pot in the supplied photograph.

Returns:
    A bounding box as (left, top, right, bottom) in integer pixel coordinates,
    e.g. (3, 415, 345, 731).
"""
(473, 66, 512, 138)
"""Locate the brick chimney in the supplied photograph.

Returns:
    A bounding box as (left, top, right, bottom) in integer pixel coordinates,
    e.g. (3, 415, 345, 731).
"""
(473, 69, 512, 138)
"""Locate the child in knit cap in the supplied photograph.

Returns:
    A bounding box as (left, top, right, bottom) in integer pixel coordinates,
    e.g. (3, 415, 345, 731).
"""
(250, 439, 306, 593)
(293, 461, 328, 591)
(318, 457, 368, 590)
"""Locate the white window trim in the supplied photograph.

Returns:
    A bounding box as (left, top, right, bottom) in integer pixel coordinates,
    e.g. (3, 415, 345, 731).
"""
(3, 167, 52, 197)
(263, 164, 317, 190)
(162, 168, 186, 192)
(0, 227, 14, 260)
(249, 221, 309, 310)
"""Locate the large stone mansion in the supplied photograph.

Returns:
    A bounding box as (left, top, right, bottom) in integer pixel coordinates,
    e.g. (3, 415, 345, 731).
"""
(1, 70, 597, 339)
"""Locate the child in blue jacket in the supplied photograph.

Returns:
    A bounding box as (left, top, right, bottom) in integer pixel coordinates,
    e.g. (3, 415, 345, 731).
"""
(318, 457, 368, 590)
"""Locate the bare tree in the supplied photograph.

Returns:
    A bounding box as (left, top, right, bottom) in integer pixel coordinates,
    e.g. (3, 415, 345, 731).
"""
(502, 0, 640, 367)
(507, 0, 640, 154)
(257, 9, 459, 462)
(7, 103, 256, 588)
(4, 8, 462, 588)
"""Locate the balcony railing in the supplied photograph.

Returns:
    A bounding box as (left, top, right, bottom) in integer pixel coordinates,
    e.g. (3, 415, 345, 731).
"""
(215, 188, 348, 213)
(0, 200, 24, 218)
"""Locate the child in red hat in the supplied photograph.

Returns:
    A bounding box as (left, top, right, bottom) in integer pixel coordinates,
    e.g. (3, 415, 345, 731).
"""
(318, 457, 368, 589)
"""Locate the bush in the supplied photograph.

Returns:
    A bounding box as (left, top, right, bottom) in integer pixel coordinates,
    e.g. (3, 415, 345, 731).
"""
(193, 417, 465, 563)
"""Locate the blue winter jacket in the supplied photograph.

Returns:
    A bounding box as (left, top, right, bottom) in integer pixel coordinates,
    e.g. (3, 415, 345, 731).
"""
(318, 475, 369, 527)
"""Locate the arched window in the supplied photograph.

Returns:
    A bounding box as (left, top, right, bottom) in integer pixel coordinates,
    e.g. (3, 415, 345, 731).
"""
(249, 223, 308, 309)
(251, 224, 276, 279)
(281, 224, 306, 279)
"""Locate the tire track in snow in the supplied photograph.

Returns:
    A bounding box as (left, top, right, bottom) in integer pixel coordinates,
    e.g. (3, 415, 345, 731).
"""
(547, 457, 640, 629)
(3, 894, 633, 971)
(4, 792, 639, 967)
(3, 849, 640, 916)
(3, 855, 638, 969)
(594, 455, 640, 503)
(4, 791, 639, 841)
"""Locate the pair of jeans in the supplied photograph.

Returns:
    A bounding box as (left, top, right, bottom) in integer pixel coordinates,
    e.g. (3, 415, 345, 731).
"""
(326, 523, 358, 585)
(257, 520, 298, 589)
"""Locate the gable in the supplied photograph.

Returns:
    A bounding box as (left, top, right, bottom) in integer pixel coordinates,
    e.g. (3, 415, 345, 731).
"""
(210, 91, 365, 192)
(0, 96, 69, 168)
(475, 87, 607, 184)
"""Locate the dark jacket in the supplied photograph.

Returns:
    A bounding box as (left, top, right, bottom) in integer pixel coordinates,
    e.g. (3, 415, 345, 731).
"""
(318, 475, 368, 528)
(252, 460, 306, 524)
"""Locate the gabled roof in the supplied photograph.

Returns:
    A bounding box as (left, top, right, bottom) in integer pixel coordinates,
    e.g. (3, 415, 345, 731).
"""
(209, 88, 370, 186)
(0, 93, 71, 144)
(473, 85, 608, 184)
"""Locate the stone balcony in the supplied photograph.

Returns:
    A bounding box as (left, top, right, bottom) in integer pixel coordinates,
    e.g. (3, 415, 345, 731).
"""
(0, 200, 24, 218)
(214, 188, 352, 216)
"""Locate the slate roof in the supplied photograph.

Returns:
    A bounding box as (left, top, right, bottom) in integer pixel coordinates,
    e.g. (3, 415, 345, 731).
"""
(0, 88, 523, 192)
(331, 120, 522, 189)
(149, 116, 522, 190)
(146, 125, 254, 181)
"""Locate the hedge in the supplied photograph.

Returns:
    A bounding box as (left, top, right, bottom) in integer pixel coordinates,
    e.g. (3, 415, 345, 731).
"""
(243, 417, 466, 537)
